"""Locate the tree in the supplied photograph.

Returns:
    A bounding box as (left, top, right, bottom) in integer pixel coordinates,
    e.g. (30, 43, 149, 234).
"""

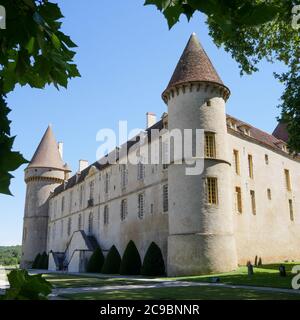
(101, 245, 121, 274)
(0, 0, 80, 195)
(39, 252, 48, 270)
(144, 1, 300, 153)
(86, 247, 105, 273)
(31, 253, 41, 269)
(0, 269, 52, 300)
(141, 242, 166, 276)
(120, 240, 142, 275)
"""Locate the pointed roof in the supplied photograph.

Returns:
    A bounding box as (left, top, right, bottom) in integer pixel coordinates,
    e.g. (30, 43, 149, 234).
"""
(27, 125, 67, 171)
(163, 33, 226, 94)
(272, 122, 289, 143)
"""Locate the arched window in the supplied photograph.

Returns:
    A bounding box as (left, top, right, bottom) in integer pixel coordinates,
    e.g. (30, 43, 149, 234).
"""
(78, 214, 82, 230)
(67, 217, 72, 236)
(88, 212, 93, 234)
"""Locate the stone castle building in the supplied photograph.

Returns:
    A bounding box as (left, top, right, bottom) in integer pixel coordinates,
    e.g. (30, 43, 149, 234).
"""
(21, 34, 300, 276)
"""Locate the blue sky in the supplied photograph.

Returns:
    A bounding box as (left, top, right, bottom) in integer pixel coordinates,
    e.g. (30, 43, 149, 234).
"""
(0, 1, 286, 245)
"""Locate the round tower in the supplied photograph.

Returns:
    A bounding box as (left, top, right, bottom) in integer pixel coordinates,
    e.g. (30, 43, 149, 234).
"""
(163, 34, 238, 276)
(21, 126, 70, 269)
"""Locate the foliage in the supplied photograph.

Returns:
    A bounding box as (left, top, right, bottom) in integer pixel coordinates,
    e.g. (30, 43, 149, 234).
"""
(0, 269, 52, 300)
(120, 240, 142, 275)
(0, 245, 21, 266)
(31, 253, 41, 269)
(101, 245, 121, 274)
(144, 0, 300, 153)
(39, 252, 48, 270)
(141, 242, 165, 276)
(0, 0, 80, 195)
(86, 247, 105, 273)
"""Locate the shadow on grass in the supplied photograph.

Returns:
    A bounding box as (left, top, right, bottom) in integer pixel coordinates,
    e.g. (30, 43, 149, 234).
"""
(62, 286, 300, 301)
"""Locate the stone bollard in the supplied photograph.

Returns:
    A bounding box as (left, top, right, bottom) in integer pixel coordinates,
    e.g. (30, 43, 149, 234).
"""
(247, 262, 254, 276)
(279, 265, 286, 277)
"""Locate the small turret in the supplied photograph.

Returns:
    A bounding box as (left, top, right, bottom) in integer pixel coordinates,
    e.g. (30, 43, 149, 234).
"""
(20, 126, 71, 269)
(165, 34, 237, 276)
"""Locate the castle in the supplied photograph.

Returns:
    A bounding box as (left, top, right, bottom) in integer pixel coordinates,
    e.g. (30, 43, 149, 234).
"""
(21, 34, 300, 276)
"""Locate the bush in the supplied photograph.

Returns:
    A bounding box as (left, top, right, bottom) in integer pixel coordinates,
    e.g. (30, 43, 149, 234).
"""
(120, 240, 141, 275)
(101, 245, 121, 274)
(141, 242, 166, 276)
(39, 252, 48, 270)
(86, 247, 105, 273)
(1, 269, 52, 300)
(32, 253, 41, 269)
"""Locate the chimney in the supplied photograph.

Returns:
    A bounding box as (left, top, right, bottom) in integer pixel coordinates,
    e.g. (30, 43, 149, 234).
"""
(58, 142, 63, 159)
(78, 160, 89, 172)
(146, 112, 156, 129)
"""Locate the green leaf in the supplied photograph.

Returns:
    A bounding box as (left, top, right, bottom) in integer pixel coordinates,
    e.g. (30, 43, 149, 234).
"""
(26, 37, 35, 54)
(51, 33, 61, 50)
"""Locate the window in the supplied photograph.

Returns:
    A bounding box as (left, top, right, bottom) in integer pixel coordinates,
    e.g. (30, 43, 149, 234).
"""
(207, 178, 218, 205)
(137, 161, 145, 180)
(289, 199, 294, 221)
(104, 205, 109, 225)
(205, 133, 216, 158)
(88, 212, 93, 234)
(69, 190, 73, 212)
(285, 169, 291, 191)
(235, 187, 242, 214)
(162, 141, 169, 169)
(121, 164, 128, 188)
(54, 200, 57, 219)
(61, 196, 65, 213)
(60, 220, 63, 237)
(206, 100, 212, 107)
(138, 193, 145, 219)
(121, 199, 128, 221)
(265, 154, 269, 165)
(250, 190, 256, 215)
(248, 154, 254, 179)
(163, 184, 168, 212)
(150, 203, 154, 214)
(233, 150, 240, 175)
(89, 180, 94, 200)
(105, 172, 109, 194)
(67, 217, 72, 236)
(79, 185, 84, 207)
(78, 214, 82, 230)
(267, 189, 272, 200)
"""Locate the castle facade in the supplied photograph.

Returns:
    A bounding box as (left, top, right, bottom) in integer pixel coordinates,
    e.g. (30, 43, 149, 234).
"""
(21, 34, 300, 276)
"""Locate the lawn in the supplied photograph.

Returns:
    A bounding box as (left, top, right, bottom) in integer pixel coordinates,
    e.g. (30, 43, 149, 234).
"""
(165, 263, 300, 289)
(60, 285, 300, 300)
(42, 273, 156, 288)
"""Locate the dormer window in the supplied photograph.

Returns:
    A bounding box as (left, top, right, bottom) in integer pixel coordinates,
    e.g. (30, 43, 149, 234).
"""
(226, 117, 238, 130)
(238, 124, 251, 136)
(275, 141, 288, 153)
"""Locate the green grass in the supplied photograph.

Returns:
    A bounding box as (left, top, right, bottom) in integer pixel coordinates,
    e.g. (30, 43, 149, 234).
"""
(165, 263, 299, 289)
(42, 274, 156, 288)
(61, 285, 300, 300)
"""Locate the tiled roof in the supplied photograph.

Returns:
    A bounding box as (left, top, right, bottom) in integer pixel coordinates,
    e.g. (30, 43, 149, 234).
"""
(28, 125, 69, 171)
(52, 114, 295, 197)
(227, 115, 292, 153)
(164, 33, 224, 94)
(272, 122, 289, 143)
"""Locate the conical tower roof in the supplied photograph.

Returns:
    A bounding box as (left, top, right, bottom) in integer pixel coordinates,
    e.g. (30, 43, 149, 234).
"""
(27, 125, 67, 171)
(163, 33, 228, 99)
